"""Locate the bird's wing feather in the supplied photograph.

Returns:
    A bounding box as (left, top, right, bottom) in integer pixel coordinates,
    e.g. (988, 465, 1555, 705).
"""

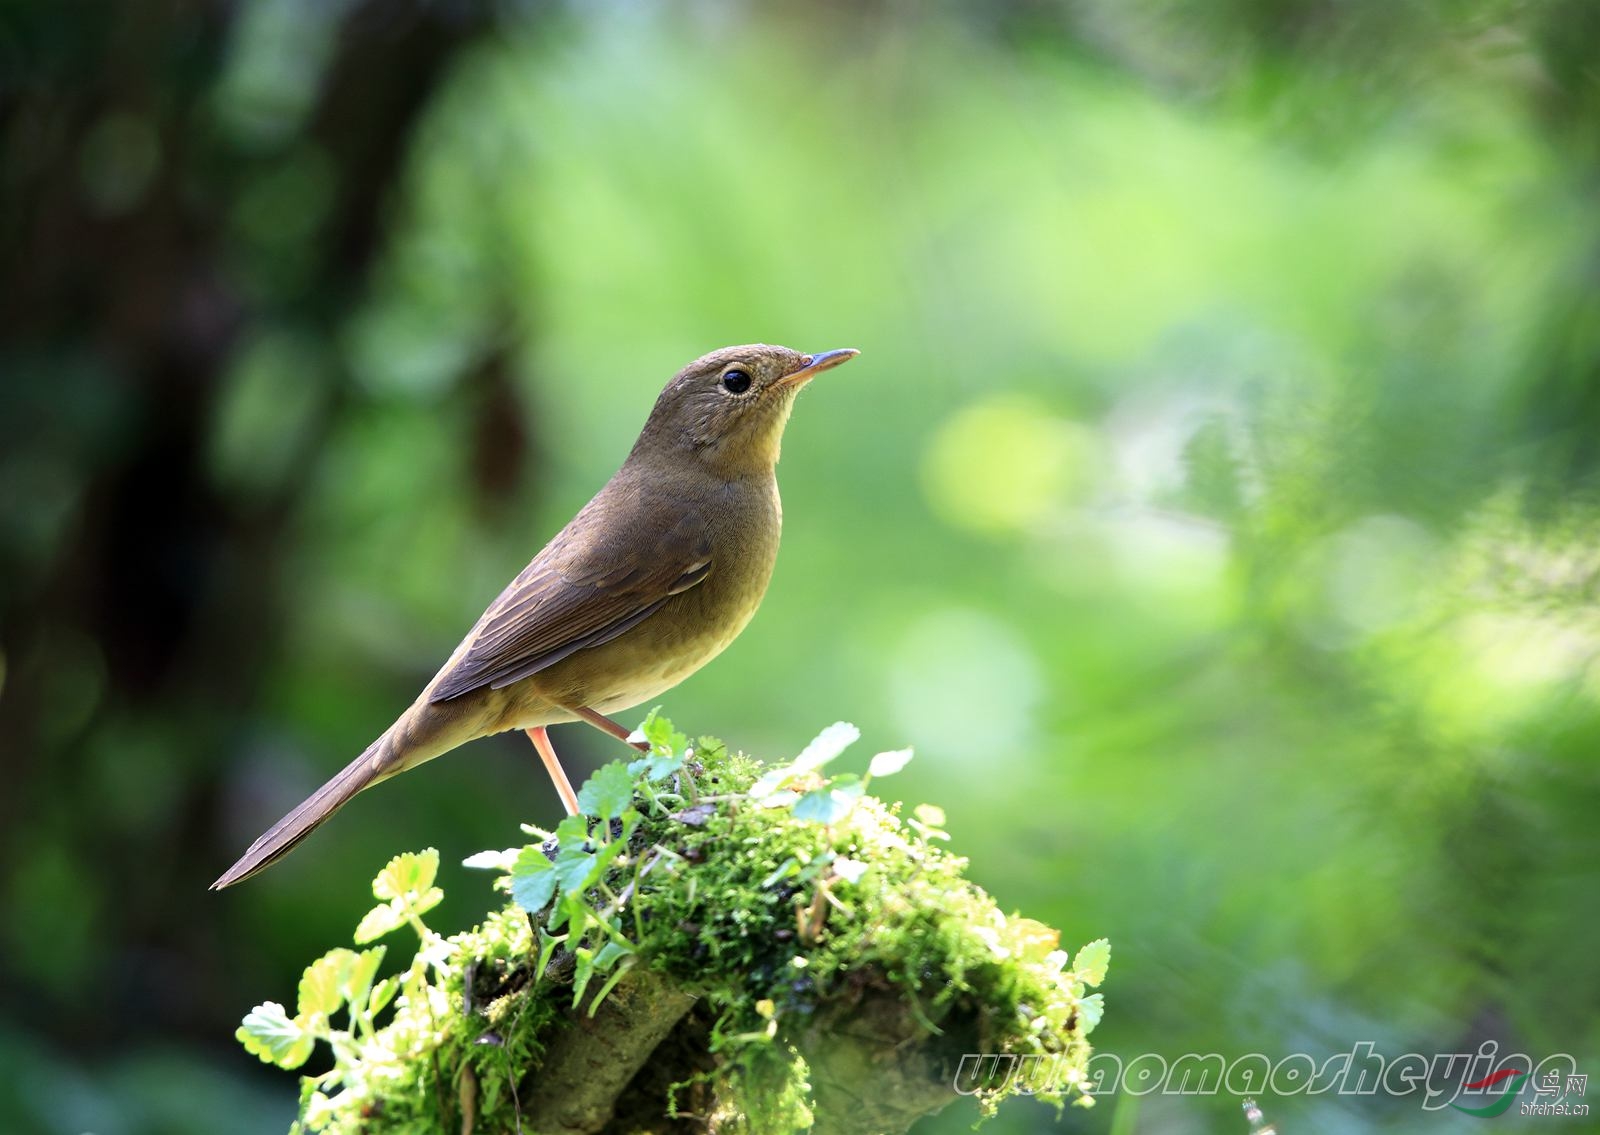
(428, 500, 712, 703)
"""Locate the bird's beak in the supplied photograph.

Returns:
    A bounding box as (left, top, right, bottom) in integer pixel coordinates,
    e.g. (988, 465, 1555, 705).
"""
(778, 348, 860, 388)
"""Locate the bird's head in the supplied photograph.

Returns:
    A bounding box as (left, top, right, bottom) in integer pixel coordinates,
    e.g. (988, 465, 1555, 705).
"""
(631, 344, 859, 477)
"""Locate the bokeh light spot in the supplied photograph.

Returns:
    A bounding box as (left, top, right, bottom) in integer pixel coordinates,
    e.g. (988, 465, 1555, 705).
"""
(921, 396, 1100, 535)
(889, 608, 1044, 768)
(1298, 514, 1439, 648)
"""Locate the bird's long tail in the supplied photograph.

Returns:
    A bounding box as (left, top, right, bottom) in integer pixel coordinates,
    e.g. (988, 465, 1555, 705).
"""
(211, 726, 402, 890)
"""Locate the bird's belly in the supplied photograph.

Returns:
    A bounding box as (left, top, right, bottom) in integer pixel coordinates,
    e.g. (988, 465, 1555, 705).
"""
(584, 580, 765, 715)
(508, 482, 781, 726)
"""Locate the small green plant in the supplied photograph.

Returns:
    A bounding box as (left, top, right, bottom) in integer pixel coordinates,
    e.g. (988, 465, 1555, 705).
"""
(236, 849, 461, 1129)
(235, 715, 1110, 1133)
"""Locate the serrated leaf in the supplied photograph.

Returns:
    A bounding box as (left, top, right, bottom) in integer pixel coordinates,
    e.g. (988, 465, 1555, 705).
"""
(793, 721, 860, 773)
(1077, 992, 1104, 1034)
(298, 950, 351, 1018)
(510, 846, 557, 912)
(1074, 938, 1111, 987)
(868, 748, 914, 778)
(462, 848, 516, 871)
(551, 833, 626, 897)
(353, 902, 405, 944)
(553, 814, 589, 851)
(552, 847, 596, 894)
(639, 709, 688, 755)
(372, 848, 438, 901)
(237, 1001, 315, 1069)
(577, 761, 635, 820)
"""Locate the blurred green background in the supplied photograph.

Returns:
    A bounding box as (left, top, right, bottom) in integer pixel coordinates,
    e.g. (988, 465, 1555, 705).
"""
(3, 1, 1598, 1132)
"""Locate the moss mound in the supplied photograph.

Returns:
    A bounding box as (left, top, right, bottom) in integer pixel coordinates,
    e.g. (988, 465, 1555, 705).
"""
(237, 719, 1108, 1134)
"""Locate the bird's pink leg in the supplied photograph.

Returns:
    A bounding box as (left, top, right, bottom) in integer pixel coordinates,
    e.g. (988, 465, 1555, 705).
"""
(525, 726, 580, 815)
(569, 705, 650, 752)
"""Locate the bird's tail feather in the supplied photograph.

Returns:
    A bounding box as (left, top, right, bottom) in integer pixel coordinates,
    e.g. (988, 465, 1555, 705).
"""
(211, 727, 400, 890)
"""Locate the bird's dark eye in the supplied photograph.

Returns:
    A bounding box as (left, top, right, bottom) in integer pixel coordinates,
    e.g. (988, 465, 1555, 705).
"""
(721, 368, 751, 394)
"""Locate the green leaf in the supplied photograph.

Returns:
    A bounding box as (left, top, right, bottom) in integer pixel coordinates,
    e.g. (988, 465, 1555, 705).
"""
(511, 846, 557, 912)
(237, 1001, 315, 1069)
(343, 946, 386, 1010)
(577, 761, 635, 820)
(638, 709, 688, 755)
(570, 945, 597, 1006)
(353, 902, 406, 944)
(868, 748, 914, 778)
(409, 885, 444, 920)
(629, 750, 684, 781)
(792, 781, 863, 826)
(551, 832, 627, 896)
(547, 810, 633, 897)
(551, 846, 597, 894)
(553, 814, 590, 851)
(548, 887, 591, 933)
(1073, 938, 1111, 987)
(368, 974, 401, 1017)
(908, 802, 951, 842)
(793, 721, 860, 773)
(1077, 992, 1105, 1034)
(534, 926, 563, 982)
(372, 848, 439, 902)
(587, 956, 636, 1017)
(593, 938, 634, 971)
(1005, 918, 1060, 963)
(298, 950, 351, 1018)
(748, 766, 794, 800)
(762, 857, 800, 888)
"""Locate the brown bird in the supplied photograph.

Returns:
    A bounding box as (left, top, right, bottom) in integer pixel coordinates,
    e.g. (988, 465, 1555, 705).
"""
(213, 344, 858, 889)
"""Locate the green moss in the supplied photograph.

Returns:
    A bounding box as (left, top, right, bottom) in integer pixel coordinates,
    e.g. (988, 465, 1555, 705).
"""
(240, 722, 1108, 1134)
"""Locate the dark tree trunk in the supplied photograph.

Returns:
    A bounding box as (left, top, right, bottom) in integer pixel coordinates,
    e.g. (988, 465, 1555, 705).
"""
(0, 0, 502, 1050)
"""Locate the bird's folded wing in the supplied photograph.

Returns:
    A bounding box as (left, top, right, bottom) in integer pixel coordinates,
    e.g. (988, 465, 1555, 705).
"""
(428, 506, 712, 703)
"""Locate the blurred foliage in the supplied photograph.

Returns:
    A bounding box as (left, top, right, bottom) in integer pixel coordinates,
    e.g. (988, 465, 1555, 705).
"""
(2, 1, 1599, 1132)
